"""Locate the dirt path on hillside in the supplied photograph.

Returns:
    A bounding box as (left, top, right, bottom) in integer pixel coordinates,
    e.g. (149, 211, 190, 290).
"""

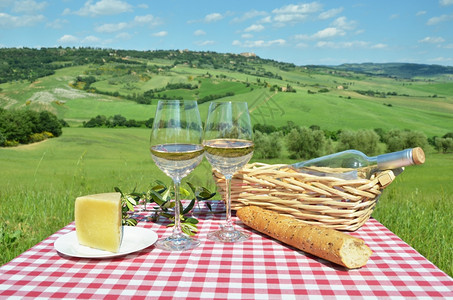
(12, 139, 50, 150)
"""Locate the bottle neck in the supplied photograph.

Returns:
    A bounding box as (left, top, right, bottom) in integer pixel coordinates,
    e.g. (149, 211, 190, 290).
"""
(376, 148, 414, 170)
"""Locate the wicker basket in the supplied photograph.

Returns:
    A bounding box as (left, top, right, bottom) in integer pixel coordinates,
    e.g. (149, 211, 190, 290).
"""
(213, 162, 397, 231)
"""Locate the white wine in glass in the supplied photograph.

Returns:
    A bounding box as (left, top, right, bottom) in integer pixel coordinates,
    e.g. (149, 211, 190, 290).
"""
(203, 101, 254, 243)
(150, 100, 204, 251)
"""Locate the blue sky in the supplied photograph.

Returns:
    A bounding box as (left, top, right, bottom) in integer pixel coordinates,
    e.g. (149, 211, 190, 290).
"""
(1, 0, 453, 66)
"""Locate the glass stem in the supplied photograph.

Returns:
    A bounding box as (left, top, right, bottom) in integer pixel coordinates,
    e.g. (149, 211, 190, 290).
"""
(172, 179, 183, 237)
(224, 175, 234, 230)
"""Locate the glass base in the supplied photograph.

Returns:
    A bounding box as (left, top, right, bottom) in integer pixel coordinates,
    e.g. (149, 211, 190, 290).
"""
(155, 233, 200, 251)
(207, 227, 250, 243)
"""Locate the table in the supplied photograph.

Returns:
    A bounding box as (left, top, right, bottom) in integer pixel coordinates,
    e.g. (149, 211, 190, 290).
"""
(1, 202, 452, 299)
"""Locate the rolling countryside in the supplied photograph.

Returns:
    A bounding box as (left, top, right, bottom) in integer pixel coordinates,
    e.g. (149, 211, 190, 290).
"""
(0, 48, 452, 276)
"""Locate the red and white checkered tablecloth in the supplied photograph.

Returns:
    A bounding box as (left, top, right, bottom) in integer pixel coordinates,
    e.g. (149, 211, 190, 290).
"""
(1, 202, 452, 299)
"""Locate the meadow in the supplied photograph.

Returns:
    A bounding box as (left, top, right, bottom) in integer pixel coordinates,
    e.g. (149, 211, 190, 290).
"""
(0, 127, 452, 277)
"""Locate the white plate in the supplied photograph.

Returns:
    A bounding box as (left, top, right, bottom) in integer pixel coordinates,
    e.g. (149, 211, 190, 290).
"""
(54, 227, 158, 258)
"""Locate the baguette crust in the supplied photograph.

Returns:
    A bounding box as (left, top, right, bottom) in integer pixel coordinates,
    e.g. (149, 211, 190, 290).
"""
(237, 205, 372, 269)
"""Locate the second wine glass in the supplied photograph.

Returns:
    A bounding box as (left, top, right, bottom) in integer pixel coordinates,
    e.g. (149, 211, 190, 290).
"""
(203, 101, 254, 243)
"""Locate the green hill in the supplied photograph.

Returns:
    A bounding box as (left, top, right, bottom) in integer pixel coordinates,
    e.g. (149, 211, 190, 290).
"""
(331, 62, 453, 79)
(1, 48, 452, 138)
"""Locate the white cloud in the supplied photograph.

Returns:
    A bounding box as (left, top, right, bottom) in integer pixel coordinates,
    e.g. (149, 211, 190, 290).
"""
(13, 0, 47, 14)
(195, 40, 215, 46)
(296, 42, 309, 48)
(232, 10, 267, 23)
(244, 24, 264, 32)
(82, 35, 100, 43)
(0, 12, 45, 28)
(242, 33, 253, 39)
(152, 31, 168, 37)
(72, 0, 132, 17)
(133, 14, 161, 26)
(271, 2, 322, 25)
(429, 56, 452, 63)
(95, 22, 128, 33)
(331, 16, 356, 30)
(295, 27, 345, 40)
(259, 16, 272, 23)
(389, 14, 399, 20)
(274, 13, 308, 23)
(94, 14, 160, 34)
(115, 32, 132, 40)
(318, 7, 343, 20)
(444, 43, 453, 48)
(371, 43, 387, 49)
(272, 2, 322, 14)
(293, 33, 310, 40)
(315, 40, 384, 49)
(312, 27, 345, 39)
(416, 11, 426, 16)
(418, 36, 445, 43)
(233, 39, 286, 48)
(205, 13, 223, 22)
(58, 34, 79, 44)
(194, 29, 206, 36)
(355, 29, 365, 35)
(440, 0, 453, 6)
(427, 14, 453, 25)
(46, 18, 68, 29)
(188, 12, 224, 24)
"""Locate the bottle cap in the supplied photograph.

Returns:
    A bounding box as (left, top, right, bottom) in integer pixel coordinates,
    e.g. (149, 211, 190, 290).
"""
(411, 147, 425, 165)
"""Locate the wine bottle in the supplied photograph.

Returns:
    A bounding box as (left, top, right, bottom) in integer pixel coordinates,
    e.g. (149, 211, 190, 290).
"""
(291, 147, 425, 179)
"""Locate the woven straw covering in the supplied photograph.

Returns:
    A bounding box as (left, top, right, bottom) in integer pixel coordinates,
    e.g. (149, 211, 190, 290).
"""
(213, 163, 396, 231)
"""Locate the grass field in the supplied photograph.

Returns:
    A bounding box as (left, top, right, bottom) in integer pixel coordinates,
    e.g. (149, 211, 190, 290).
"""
(0, 127, 451, 277)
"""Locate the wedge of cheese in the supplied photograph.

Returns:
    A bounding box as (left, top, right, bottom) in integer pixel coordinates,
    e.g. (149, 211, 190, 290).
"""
(75, 192, 123, 252)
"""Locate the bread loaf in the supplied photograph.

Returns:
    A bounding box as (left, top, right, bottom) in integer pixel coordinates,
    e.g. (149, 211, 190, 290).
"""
(236, 205, 372, 269)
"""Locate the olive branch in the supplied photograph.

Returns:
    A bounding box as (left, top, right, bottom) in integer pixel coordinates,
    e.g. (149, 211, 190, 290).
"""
(115, 182, 216, 236)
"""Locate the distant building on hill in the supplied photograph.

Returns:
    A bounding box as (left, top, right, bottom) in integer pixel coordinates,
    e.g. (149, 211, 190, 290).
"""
(240, 52, 256, 57)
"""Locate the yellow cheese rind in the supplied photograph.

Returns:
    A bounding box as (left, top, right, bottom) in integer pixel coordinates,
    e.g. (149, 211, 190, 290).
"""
(75, 192, 122, 253)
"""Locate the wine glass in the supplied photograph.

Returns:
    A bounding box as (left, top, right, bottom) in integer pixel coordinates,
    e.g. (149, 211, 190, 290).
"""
(150, 100, 204, 251)
(203, 101, 254, 243)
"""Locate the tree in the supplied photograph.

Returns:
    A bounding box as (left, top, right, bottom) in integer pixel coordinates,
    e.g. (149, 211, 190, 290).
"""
(0, 109, 62, 146)
(337, 129, 380, 155)
(84, 115, 107, 128)
(0, 132, 5, 146)
(110, 114, 127, 127)
(384, 129, 405, 152)
(253, 131, 282, 159)
(384, 129, 428, 152)
(286, 126, 326, 159)
(38, 110, 62, 137)
(434, 137, 453, 153)
(253, 123, 277, 134)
